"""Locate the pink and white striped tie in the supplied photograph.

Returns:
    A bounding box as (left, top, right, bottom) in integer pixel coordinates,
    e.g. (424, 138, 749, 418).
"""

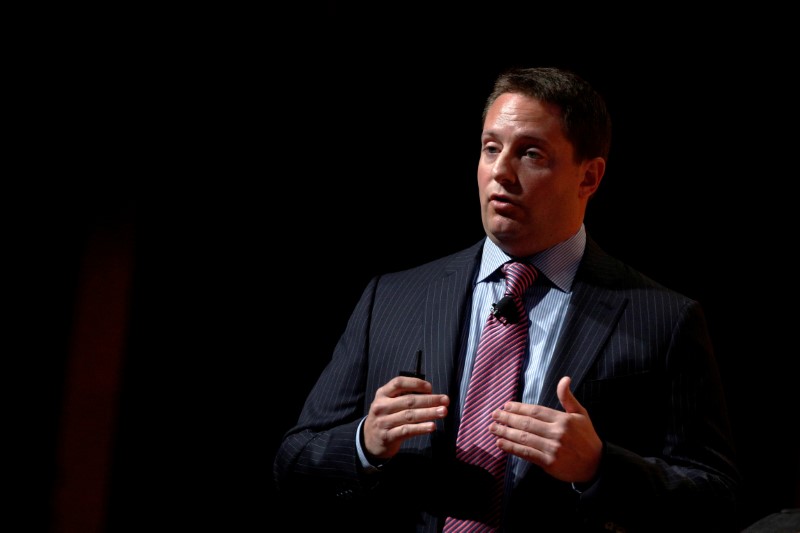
(443, 261, 538, 532)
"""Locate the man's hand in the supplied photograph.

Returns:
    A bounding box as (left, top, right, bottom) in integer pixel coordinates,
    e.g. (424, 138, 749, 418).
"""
(363, 376, 449, 461)
(490, 375, 602, 483)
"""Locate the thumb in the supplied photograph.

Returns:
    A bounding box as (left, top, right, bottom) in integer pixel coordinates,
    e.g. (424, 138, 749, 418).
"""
(557, 376, 587, 415)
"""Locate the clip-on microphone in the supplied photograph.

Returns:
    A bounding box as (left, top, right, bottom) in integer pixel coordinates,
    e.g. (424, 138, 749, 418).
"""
(491, 296, 519, 324)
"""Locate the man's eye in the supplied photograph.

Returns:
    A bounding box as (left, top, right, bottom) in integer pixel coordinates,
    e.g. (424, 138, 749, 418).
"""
(525, 149, 542, 159)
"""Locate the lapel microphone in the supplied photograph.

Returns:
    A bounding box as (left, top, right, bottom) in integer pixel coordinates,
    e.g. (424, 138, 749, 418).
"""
(491, 296, 519, 324)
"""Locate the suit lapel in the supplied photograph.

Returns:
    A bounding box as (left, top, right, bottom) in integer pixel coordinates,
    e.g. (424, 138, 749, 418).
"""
(537, 237, 628, 409)
(421, 236, 629, 413)
(423, 240, 483, 402)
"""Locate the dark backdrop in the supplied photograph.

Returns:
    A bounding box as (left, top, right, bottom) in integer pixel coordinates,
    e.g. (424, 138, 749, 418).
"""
(28, 7, 798, 532)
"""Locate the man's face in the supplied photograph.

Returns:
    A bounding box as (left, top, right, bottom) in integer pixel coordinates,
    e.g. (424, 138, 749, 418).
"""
(477, 92, 603, 257)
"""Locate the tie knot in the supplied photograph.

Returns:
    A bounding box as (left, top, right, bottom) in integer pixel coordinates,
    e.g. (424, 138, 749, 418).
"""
(502, 261, 538, 298)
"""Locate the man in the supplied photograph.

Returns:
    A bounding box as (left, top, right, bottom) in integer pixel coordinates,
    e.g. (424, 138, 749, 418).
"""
(273, 67, 740, 532)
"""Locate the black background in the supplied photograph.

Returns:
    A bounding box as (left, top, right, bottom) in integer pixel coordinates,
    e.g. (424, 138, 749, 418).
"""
(26, 6, 799, 532)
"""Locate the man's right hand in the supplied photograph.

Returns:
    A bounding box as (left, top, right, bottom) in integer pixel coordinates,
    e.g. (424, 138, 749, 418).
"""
(362, 376, 449, 460)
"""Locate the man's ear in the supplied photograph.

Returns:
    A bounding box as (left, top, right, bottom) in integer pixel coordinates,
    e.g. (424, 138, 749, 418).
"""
(579, 157, 605, 199)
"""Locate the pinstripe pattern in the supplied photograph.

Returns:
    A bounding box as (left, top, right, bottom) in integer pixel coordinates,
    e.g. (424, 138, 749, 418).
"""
(443, 262, 537, 532)
(273, 233, 740, 533)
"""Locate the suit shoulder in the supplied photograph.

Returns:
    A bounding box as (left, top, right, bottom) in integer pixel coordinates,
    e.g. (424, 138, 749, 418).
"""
(377, 241, 483, 283)
(582, 236, 696, 305)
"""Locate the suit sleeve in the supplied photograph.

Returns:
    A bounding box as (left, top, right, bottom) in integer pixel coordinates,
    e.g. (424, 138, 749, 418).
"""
(273, 276, 379, 500)
(577, 299, 742, 532)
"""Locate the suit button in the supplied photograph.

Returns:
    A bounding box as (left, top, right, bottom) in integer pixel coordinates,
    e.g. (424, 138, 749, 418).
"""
(336, 488, 354, 500)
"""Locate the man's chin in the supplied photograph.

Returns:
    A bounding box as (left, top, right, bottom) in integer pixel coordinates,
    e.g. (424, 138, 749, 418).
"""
(487, 230, 526, 255)
(486, 219, 523, 242)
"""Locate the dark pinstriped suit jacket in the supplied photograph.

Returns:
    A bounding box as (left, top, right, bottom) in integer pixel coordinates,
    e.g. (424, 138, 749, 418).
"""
(274, 235, 740, 533)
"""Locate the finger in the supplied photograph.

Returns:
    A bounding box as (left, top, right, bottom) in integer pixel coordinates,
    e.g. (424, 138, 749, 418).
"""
(392, 404, 448, 426)
(383, 420, 439, 442)
(366, 418, 440, 458)
(490, 423, 554, 466)
(371, 396, 448, 429)
(499, 401, 561, 423)
(490, 418, 550, 449)
(556, 376, 587, 416)
(370, 405, 447, 445)
(378, 376, 433, 398)
(393, 393, 449, 411)
(493, 408, 552, 435)
(370, 389, 449, 423)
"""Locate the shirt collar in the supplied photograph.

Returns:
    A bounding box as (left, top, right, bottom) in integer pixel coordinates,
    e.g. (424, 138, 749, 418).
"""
(478, 225, 586, 293)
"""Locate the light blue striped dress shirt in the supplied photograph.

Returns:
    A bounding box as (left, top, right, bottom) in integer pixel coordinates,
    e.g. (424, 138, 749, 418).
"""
(461, 225, 585, 484)
(357, 226, 585, 478)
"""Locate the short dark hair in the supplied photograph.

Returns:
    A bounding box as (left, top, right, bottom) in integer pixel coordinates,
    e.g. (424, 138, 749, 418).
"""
(483, 67, 612, 163)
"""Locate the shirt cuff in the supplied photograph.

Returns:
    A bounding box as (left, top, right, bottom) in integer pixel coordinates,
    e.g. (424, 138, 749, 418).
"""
(356, 417, 386, 473)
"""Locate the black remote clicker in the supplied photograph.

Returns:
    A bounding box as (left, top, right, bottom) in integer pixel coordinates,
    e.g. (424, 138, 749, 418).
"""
(399, 349, 425, 379)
